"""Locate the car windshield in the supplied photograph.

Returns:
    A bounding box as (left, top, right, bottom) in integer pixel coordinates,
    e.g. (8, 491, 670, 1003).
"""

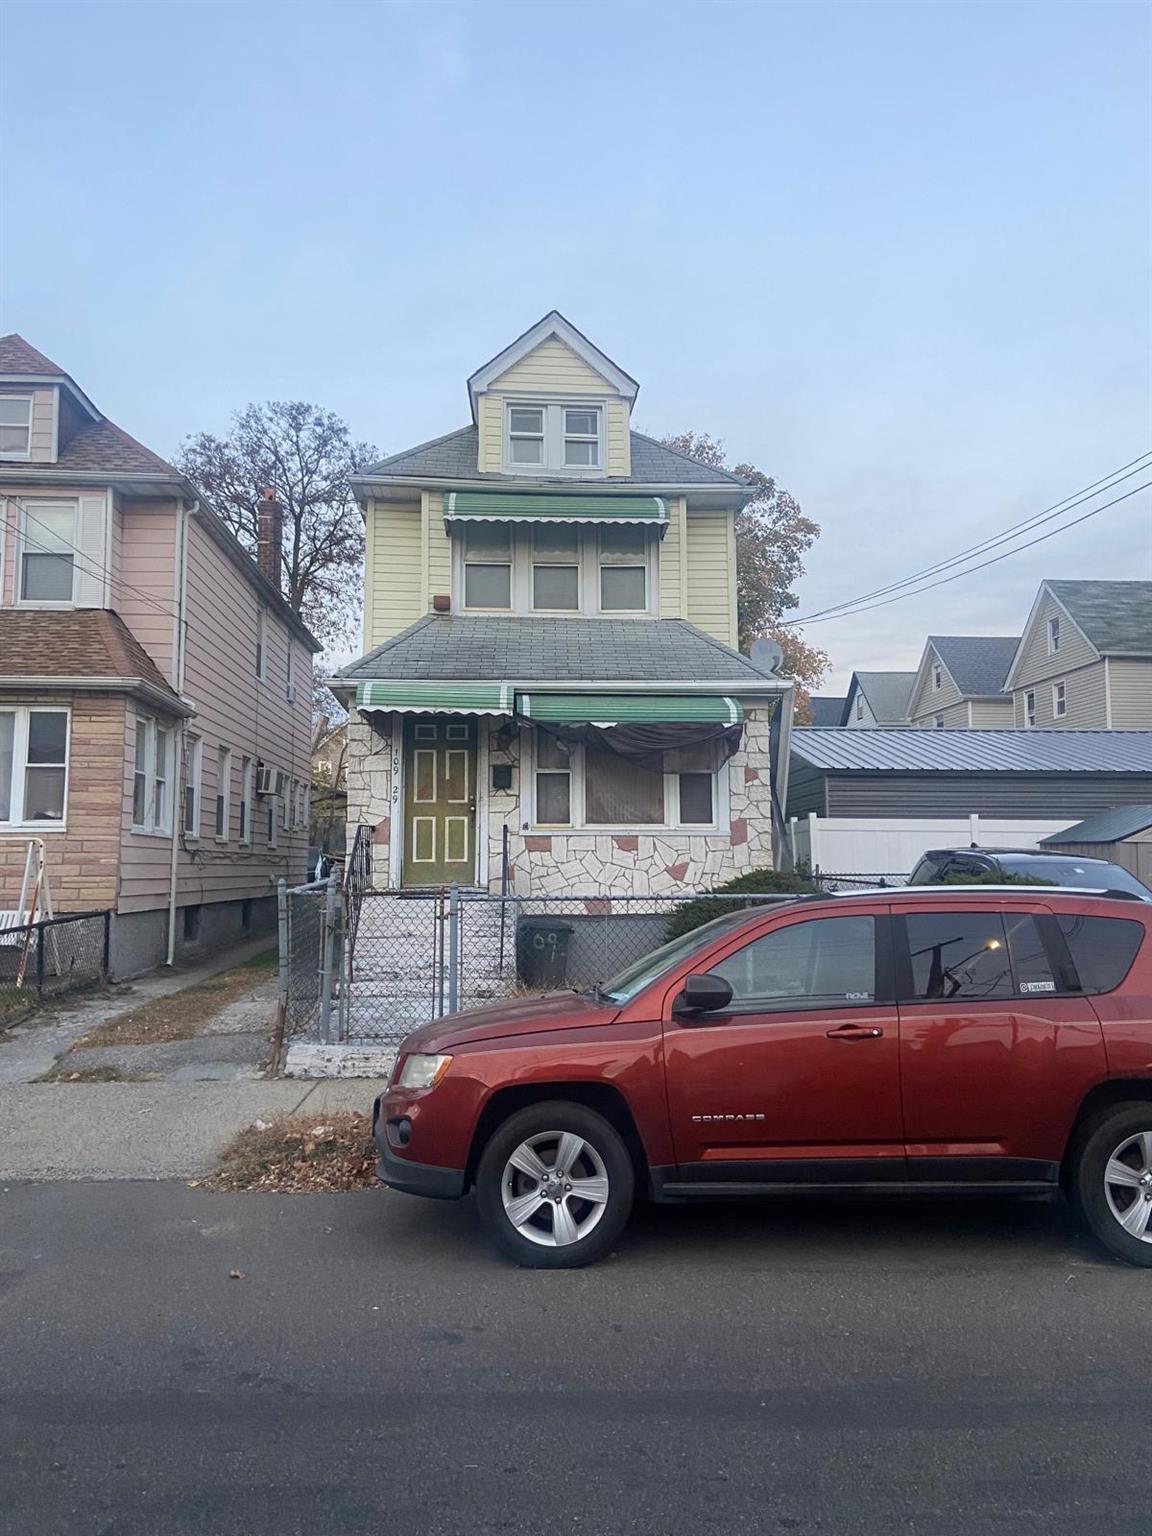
(1001, 856, 1151, 899)
(595, 908, 772, 1005)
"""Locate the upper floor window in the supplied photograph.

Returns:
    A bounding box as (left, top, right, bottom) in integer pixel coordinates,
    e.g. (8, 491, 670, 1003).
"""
(255, 609, 267, 680)
(933, 713, 945, 729)
(0, 707, 68, 826)
(1052, 680, 1067, 718)
(855, 695, 864, 721)
(1024, 690, 1036, 727)
(19, 500, 76, 603)
(0, 396, 32, 459)
(503, 402, 603, 474)
(458, 523, 653, 616)
(931, 663, 942, 690)
(1048, 615, 1061, 653)
(183, 735, 202, 837)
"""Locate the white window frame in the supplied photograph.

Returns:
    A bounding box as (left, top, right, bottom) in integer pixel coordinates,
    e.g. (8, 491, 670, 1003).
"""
(267, 794, 278, 850)
(238, 756, 253, 845)
(0, 394, 33, 460)
(1048, 615, 1061, 654)
(931, 663, 942, 691)
(1052, 680, 1067, 718)
(285, 645, 295, 703)
(1023, 690, 1036, 728)
(0, 705, 70, 829)
(17, 498, 78, 607)
(183, 733, 202, 839)
(502, 400, 605, 476)
(255, 608, 268, 682)
(855, 695, 864, 721)
(455, 524, 656, 617)
(933, 713, 945, 729)
(282, 782, 291, 832)
(131, 715, 173, 836)
(215, 747, 232, 842)
(527, 728, 729, 834)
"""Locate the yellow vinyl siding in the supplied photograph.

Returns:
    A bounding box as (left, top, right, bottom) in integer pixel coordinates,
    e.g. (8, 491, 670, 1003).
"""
(685, 506, 737, 647)
(1108, 659, 1152, 728)
(477, 394, 503, 474)
(1014, 660, 1109, 729)
(907, 646, 962, 721)
(476, 338, 631, 475)
(658, 496, 686, 617)
(605, 400, 630, 476)
(490, 337, 613, 395)
(423, 491, 452, 607)
(364, 498, 422, 650)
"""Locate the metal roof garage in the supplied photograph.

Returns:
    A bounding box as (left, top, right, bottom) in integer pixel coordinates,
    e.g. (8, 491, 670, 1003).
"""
(786, 730, 1152, 820)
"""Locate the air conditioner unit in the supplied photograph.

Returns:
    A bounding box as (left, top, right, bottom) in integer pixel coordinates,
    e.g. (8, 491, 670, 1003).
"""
(255, 765, 287, 798)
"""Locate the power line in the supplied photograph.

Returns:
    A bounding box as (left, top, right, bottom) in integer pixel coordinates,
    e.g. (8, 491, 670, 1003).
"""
(784, 478, 1152, 626)
(794, 451, 1152, 623)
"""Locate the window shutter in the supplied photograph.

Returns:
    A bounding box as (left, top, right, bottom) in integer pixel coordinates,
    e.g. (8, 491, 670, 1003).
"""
(73, 494, 109, 607)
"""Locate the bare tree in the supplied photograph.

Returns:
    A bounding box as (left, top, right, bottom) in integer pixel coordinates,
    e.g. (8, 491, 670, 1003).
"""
(176, 401, 379, 647)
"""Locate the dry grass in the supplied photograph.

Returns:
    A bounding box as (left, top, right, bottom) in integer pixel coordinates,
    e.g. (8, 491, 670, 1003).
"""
(198, 1111, 378, 1193)
(39, 1064, 137, 1084)
(74, 950, 277, 1049)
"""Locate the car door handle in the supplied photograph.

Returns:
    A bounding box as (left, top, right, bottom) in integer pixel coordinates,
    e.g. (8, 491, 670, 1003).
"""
(826, 1023, 884, 1040)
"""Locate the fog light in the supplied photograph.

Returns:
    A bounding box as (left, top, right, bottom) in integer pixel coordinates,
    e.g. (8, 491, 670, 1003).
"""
(386, 1116, 413, 1148)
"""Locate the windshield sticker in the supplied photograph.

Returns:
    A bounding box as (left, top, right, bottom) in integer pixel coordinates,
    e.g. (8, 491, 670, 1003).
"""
(1019, 980, 1056, 993)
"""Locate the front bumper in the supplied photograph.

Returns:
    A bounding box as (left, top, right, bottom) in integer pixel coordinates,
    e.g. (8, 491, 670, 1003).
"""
(373, 1108, 466, 1200)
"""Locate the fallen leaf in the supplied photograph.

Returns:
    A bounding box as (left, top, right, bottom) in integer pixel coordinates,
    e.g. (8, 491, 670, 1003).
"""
(228, 1269, 245, 1280)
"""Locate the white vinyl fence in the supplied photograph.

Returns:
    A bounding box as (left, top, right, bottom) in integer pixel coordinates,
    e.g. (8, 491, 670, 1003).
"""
(789, 814, 1077, 878)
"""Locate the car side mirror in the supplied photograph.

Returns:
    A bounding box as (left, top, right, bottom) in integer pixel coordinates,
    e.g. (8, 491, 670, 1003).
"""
(674, 973, 733, 1016)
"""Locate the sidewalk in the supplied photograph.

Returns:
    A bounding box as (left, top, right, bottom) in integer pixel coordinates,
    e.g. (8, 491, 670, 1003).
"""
(0, 1079, 388, 1181)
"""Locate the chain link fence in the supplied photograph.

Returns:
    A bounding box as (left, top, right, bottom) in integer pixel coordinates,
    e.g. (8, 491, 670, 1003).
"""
(279, 879, 342, 1040)
(0, 909, 111, 1025)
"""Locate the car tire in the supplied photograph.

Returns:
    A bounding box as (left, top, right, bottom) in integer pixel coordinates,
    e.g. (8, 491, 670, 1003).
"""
(1069, 1103, 1152, 1267)
(475, 1101, 635, 1269)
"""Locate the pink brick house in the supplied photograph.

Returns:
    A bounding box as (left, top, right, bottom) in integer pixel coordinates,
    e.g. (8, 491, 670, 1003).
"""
(0, 335, 320, 973)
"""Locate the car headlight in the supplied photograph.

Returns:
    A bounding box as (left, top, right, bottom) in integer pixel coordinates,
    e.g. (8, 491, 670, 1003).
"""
(394, 1053, 453, 1090)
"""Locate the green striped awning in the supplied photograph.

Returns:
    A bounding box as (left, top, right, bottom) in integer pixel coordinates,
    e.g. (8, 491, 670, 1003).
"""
(445, 492, 667, 528)
(356, 681, 512, 715)
(516, 694, 742, 726)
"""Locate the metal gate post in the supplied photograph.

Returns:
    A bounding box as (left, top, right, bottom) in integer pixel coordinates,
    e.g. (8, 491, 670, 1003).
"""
(318, 873, 339, 1043)
(447, 883, 460, 1015)
(276, 879, 289, 1007)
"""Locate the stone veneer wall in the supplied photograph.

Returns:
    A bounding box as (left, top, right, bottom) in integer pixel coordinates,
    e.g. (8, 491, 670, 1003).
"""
(346, 707, 775, 893)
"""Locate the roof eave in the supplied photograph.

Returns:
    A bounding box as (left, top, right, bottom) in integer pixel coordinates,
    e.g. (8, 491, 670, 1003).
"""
(0, 674, 195, 716)
(0, 372, 101, 421)
(350, 471, 753, 505)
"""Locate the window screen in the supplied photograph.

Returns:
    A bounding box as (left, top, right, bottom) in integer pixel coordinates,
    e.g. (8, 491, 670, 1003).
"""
(710, 915, 876, 1011)
(585, 749, 664, 825)
(1056, 914, 1145, 995)
(903, 911, 1014, 1000)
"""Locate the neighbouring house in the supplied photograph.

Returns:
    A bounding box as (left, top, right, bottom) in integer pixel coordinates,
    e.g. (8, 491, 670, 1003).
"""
(906, 635, 1018, 729)
(0, 335, 320, 974)
(785, 727, 1152, 875)
(842, 671, 915, 728)
(310, 717, 348, 856)
(1004, 580, 1152, 729)
(330, 311, 793, 897)
(1039, 805, 1152, 888)
(803, 695, 848, 728)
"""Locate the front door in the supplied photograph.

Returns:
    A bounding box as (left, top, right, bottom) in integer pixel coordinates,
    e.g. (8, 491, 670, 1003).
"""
(401, 718, 477, 887)
(664, 908, 905, 1179)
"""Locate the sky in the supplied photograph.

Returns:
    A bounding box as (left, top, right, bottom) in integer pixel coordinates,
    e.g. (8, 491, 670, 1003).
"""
(2, 0, 1149, 688)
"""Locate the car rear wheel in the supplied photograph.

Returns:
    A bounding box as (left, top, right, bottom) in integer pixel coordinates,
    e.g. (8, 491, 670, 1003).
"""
(1070, 1104, 1152, 1267)
(475, 1101, 635, 1268)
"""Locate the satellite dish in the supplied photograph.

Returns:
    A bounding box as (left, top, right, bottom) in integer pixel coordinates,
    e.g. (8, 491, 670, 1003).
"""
(750, 637, 784, 675)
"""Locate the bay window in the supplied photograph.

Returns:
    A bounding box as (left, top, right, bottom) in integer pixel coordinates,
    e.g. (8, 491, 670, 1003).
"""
(0, 707, 69, 826)
(132, 715, 173, 834)
(20, 500, 77, 603)
(459, 523, 654, 615)
(532, 730, 722, 831)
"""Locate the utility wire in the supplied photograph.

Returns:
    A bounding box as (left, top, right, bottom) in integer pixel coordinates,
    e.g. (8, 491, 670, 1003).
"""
(794, 451, 1152, 623)
(784, 478, 1152, 625)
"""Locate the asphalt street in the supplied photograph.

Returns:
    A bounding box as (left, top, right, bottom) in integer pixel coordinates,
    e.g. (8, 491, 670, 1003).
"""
(1, 1180, 1148, 1536)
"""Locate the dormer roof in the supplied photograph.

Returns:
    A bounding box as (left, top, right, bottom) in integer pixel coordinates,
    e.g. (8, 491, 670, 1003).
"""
(0, 332, 100, 420)
(466, 311, 640, 422)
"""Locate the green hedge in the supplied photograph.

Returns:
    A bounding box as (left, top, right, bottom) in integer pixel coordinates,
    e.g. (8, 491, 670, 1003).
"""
(666, 867, 817, 941)
(938, 869, 1049, 886)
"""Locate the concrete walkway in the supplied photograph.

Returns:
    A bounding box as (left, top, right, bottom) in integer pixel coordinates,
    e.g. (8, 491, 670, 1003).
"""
(0, 1078, 388, 1181)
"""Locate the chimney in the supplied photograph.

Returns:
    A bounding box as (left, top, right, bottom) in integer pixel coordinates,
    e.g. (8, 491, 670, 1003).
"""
(256, 488, 283, 590)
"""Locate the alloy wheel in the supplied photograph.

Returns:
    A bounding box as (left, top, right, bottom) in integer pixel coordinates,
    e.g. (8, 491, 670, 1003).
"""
(1103, 1130, 1152, 1243)
(500, 1131, 611, 1247)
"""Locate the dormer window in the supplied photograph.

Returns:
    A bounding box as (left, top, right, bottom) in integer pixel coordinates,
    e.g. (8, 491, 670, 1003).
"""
(1048, 615, 1061, 654)
(0, 395, 32, 459)
(931, 663, 942, 691)
(503, 402, 603, 474)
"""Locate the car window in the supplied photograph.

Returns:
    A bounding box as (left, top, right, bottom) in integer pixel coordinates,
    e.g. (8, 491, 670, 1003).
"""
(909, 856, 941, 885)
(597, 908, 772, 1005)
(945, 855, 994, 880)
(708, 915, 877, 1012)
(1004, 913, 1058, 994)
(1056, 914, 1145, 994)
(903, 911, 1015, 1000)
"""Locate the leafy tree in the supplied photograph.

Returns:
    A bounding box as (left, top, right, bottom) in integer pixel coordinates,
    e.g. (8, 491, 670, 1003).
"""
(660, 432, 828, 717)
(176, 401, 379, 648)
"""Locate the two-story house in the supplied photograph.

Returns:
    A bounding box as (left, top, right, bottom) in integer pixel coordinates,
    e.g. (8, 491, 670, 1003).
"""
(1004, 580, 1152, 729)
(0, 335, 320, 973)
(333, 313, 792, 896)
(905, 636, 1018, 729)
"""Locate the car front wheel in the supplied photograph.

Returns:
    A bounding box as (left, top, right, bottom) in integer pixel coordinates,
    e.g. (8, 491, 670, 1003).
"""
(1070, 1104, 1152, 1267)
(475, 1101, 635, 1268)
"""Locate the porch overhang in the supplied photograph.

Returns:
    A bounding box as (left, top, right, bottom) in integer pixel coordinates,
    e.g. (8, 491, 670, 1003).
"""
(444, 491, 667, 533)
(355, 681, 513, 715)
(516, 693, 743, 726)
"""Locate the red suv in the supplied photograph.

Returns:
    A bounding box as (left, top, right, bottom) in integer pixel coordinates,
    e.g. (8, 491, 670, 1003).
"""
(373, 888, 1152, 1269)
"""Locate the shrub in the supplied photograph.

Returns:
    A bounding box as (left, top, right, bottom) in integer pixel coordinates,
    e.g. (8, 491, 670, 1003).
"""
(665, 867, 817, 941)
(938, 869, 1049, 886)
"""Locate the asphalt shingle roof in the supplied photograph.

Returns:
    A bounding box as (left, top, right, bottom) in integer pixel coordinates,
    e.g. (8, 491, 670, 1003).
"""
(791, 728, 1152, 774)
(0, 334, 68, 376)
(804, 696, 848, 727)
(337, 616, 779, 685)
(360, 427, 745, 487)
(0, 609, 181, 701)
(929, 635, 1019, 696)
(850, 671, 915, 723)
(1047, 581, 1152, 657)
(1040, 806, 1152, 844)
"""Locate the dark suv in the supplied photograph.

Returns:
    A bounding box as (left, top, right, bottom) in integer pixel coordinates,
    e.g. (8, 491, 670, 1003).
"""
(909, 847, 1151, 900)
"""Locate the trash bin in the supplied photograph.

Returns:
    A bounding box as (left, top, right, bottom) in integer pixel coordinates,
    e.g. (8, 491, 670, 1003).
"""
(516, 917, 575, 989)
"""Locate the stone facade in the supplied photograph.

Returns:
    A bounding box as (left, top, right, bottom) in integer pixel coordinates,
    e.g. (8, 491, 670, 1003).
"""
(345, 706, 775, 893)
